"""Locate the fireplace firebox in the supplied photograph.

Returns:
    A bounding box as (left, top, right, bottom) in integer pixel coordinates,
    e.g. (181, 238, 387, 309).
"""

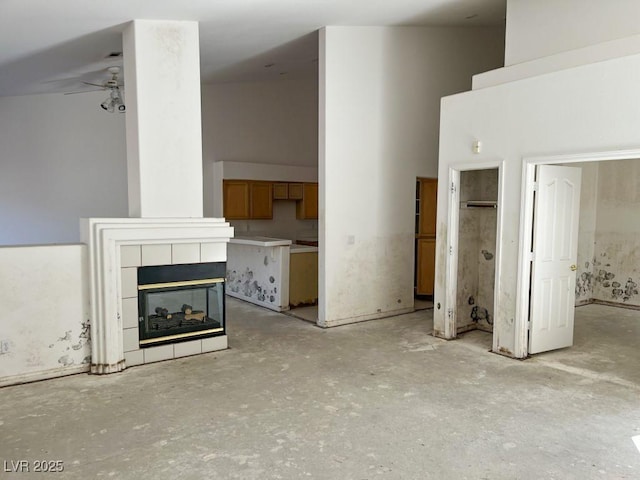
(137, 262, 226, 347)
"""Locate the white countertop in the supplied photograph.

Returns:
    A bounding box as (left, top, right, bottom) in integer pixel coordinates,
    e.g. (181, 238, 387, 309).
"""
(230, 236, 292, 247)
(290, 244, 318, 254)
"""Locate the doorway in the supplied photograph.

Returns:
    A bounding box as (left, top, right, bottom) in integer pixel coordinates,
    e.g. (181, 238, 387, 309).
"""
(518, 150, 640, 357)
(442, 162, 502, 348)
(415, 178, 436, 308)
(455, 168, 499, 340)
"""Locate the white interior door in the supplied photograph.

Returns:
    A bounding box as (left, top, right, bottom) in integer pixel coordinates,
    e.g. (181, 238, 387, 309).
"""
(529, 165, 582, 354)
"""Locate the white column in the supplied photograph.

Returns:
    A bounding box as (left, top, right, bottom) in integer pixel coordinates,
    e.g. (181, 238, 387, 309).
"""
(123, 20, 204, 218)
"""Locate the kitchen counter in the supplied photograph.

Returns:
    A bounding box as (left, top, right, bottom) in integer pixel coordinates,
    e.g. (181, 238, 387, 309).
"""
(226, 236, 318, 311)
(230, 236, 292, 247)
(226, 237, 291, 311)
(290, 244, 318, 254)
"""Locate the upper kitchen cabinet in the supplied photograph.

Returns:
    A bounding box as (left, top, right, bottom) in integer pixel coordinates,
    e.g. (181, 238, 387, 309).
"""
(223, 180, 250, 219)
(288, 183, 303, 200)
(273, 183, 289, 200)
(296, 183, 318, 219)
(250, 181, 273, 219)
(223, 180, 273, 219)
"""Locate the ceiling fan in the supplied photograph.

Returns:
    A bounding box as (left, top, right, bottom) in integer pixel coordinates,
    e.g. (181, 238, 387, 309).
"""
(65, 66, 125, 113)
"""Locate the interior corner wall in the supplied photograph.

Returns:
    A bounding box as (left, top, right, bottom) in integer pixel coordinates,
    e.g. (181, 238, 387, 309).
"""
(505, 0, 640, 66)
(436, 51, 640, 357)
(320, 25, 504, 326)
(592, 159, 640, 306)
(0, 92, 128, 246)
(572, 162, 599, 305)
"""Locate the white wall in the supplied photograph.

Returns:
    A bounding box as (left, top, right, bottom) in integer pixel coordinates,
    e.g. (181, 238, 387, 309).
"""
(437, 51, 640, 357)
(0, 92, 127, 245)
(0, 245, 90, 386)
(572, 162, 598, 305)
(505, 0, 640, 65)
(592, 159, 640, 306)
(201, 79, 318, 166)
(320, 26, 504, 326)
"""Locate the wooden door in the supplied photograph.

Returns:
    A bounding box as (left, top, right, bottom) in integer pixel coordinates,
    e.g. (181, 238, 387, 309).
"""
(416, 178, 437, 295)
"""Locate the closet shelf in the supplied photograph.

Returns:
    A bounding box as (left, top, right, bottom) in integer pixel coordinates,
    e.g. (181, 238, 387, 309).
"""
(460, 200, 497, 209)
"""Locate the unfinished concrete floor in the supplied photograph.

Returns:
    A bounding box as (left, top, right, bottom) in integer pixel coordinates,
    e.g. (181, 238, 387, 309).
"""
(1, 300, 639, 479)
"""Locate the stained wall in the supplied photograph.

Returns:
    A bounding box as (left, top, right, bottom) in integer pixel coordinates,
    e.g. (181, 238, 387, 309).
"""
(456, 169, 498, 332)
(0, 245, 90, 386)
(592, 159, 640, 306)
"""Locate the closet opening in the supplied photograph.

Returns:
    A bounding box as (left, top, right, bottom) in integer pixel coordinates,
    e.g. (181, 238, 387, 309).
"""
(454, 168, 499, 344)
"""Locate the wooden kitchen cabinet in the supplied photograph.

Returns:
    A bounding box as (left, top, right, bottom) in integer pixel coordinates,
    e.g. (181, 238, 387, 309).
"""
(419, 178, 437, 236)
(223, 180, 273, 219)
(223, 180, 250, 219)
(288, 183, 303, 200)
(416, 178, 437, 296)
(296, 183, 318, 219)
(249, 181, 273, 218)
(273, 183, 289, 200)
(416, 238, 436, 296)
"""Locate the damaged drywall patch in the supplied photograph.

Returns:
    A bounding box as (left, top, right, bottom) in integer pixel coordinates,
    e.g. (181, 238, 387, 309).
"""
(227, 268, 279, 305)
(592, 252, 639, 303)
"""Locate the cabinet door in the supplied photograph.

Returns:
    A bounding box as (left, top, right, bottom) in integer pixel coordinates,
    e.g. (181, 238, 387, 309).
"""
(416, 238, 436, 296)
(250, 182, 273, 219)
(296, 183, 318, 219)
(273, 183, 289, 200)
(419, 179, 437, 236)
(223, 180, 250, 219)
(288, 183, 303, 200)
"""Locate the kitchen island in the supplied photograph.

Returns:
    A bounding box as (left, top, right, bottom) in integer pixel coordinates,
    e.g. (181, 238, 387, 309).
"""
(226, 237, 319, 312)
(226, 236, 291, 311)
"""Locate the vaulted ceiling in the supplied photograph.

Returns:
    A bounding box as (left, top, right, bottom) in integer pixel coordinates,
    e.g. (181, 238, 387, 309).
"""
(0, 0, 505, 96)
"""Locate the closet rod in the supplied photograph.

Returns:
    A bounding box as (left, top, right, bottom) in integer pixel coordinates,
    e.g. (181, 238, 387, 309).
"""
(460, 200, 497, 209)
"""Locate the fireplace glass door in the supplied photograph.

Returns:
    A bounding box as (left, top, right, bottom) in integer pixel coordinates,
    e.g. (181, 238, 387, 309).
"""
(137, 263, 226, 347)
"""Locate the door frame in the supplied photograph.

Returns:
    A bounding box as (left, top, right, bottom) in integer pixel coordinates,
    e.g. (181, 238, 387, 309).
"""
(515, 148, 640, 358)
(444, 159, 504, 350)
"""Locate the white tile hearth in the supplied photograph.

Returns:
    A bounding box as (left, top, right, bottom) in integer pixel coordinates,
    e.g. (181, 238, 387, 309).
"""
(144, 344, 174, 363)
(122, 297, 139, 329)
(123, 328, 139, 353)
(121, 267, 138, 299)
(120, 245, 142, 268)
(81, 218, 233, 374)
(141, 244, 172, 266)
(201, 242, 226, 262)
(172, 243, 201, 264)
(174, 339, 203, 358)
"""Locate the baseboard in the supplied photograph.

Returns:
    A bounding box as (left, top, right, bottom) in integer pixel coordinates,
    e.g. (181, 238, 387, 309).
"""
(591, 299, 640, 311)
(0, 364, 90, 388)
(320, 307, 414, 328)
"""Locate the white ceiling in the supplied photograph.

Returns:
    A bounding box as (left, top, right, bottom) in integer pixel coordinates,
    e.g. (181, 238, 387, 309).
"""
(0, 0, 505, 97)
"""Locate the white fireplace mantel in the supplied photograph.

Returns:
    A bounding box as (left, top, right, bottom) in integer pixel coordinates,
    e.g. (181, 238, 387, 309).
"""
(81, 218, 233, 374)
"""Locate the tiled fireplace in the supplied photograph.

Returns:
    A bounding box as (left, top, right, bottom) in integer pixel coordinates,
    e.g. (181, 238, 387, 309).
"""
(81, 218, 233, 374)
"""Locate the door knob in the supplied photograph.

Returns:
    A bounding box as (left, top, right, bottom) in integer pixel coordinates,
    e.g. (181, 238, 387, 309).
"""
(570, 264, 577, 271)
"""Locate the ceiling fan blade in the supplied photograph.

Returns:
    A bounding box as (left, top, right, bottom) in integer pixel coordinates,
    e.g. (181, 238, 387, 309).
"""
(64, 89, 102, 95)
(82, 81, 105, 88)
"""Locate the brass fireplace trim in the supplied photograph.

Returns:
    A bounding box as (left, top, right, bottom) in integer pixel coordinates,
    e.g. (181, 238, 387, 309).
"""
(138, 277, 224, 290)
(139, 327, 224, 346)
